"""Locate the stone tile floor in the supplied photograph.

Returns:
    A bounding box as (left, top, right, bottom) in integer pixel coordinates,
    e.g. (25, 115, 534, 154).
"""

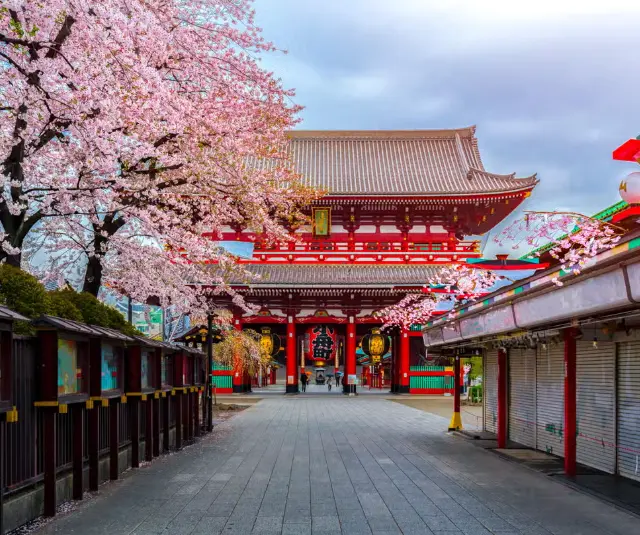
(35, 398, 640, 535)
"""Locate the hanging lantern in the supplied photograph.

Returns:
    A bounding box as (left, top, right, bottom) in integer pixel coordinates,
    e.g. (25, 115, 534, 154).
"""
(361, 328, 390, 365)
(259, 327, 281, 357)
(619, 172, 640, 205)
(307, 325, 337, 362)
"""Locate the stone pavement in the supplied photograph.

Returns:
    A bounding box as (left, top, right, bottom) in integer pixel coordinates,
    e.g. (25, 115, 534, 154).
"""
(35, 398, 639, 535)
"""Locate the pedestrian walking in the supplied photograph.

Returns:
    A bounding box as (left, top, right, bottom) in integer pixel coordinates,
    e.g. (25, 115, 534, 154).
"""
(327, 376, 332, 392)
(335, 374, 341, 387)
(300, 372, 307, 393)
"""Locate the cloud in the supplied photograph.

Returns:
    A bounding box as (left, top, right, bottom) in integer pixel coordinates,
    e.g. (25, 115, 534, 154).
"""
(336, 73, 389, 99)
(253, 0, 640, 217)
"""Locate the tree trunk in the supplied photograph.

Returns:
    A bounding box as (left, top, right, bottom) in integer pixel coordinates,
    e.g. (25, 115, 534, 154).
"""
(0, 247, 22, 268)
(81, 213, 125, 296)
(82, 254, 103, 296)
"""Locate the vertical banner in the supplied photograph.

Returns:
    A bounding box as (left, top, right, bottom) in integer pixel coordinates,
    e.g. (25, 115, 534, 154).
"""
(312, 207, 331, 237)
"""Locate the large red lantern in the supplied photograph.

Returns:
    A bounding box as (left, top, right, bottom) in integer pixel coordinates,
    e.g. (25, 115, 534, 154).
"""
(306, 325, 337, 364)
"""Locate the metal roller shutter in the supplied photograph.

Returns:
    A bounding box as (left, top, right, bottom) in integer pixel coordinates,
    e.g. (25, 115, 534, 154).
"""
(536, 344, 564, 457)
(617, 340, 640, 482)
(484, 349, 498, 434)
(576, 341, 616, 474)
(508, 348, 536, 448)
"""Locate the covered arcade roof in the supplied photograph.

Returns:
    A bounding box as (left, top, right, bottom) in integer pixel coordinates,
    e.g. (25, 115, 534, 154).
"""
(282, 126, 538, 196)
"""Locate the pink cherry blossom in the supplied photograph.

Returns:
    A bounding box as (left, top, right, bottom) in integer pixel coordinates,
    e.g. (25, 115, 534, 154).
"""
(1, 0, 315, 313)
(494, 212, 622, 285)
(376, 265, 499, 329)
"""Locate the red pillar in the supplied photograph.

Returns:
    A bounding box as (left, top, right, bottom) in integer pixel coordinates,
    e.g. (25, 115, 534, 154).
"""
(145, 399, 153, 462)
(43, 409, 56, 517)
(398, 328, 410, 394)
(152, 397, 160, 457)
(448, 355, 463, 430)
(162, 396, 170, 453)
(72, 404, 84, 500)
(564, 328, 577, 477)
(390, 336, 396, 393)
(174, 394, 183, 450)
(88, 404, 99, 491)
(232, 316, 243, 393)
(109, 400, 119, 480)
(497, 348, 508, 448)
(286, 314, 298, 394)
(131, 398, 140, 468)
(344, 318, 357, 394)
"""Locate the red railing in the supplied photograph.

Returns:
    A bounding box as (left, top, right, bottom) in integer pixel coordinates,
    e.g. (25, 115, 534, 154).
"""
(253, 240, 479, 254)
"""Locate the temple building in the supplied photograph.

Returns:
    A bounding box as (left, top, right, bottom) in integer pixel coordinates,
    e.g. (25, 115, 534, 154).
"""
(211, 126, 538, 393)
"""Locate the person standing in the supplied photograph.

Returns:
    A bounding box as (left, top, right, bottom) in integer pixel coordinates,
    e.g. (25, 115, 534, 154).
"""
(327, 376, 332, 392)
(335, 374, 341, 387)
(300, 372, 307, 393)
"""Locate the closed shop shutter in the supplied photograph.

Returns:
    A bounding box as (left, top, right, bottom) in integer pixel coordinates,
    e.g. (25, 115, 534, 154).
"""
(536, 344, 564, 457)
(617, 340, 640, 482)
(508, 348, 536, 448)
(576, 341, 616, 473)
(484, 349, 498, 434)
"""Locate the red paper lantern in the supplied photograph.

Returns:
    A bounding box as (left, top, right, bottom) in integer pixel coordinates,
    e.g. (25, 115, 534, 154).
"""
(306, 325, 337, 362)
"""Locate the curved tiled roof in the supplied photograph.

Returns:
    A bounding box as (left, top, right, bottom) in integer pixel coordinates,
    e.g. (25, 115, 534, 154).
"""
(234, 265, 439, 286)
(279, 127, 538, 196)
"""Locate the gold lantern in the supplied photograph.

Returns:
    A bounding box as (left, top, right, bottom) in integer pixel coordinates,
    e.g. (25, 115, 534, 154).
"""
(361, 328, 390, 365)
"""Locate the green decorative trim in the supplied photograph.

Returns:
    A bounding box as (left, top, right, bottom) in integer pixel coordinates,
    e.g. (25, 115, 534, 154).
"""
(629, 237, 640, 250)
(520, 201, 629, 259)
(593, 200, 629, 222)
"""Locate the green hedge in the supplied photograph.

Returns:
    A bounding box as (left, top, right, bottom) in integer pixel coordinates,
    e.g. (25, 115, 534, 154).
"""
(0, 265, 139, 336)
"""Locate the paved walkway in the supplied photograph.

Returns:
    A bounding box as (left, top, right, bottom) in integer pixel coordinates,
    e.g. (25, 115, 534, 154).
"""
(36, 398, 639, 535)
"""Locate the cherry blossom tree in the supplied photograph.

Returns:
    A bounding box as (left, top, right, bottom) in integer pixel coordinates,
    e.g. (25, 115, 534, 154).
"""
(2, 0, 316, 308)
(376, 265, 500, 329)
(427, 265, 499, 298)
(376, 293, 439, 330)
(494, 211, 623, 285)
(213, 327, 271, 375)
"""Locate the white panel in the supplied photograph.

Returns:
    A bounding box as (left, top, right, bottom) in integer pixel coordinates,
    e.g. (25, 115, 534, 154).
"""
(536, 345, 565, 457)
(509, 349, 536, 448)
(617, 341, 640, 482)
(460, 315, 485, 338)
(426, 328, 444, 346)
(443, 324, 461, 342)
(482, 306, 517, 336)
(628, 262, 640, 301)
(576, 341, 616, 474)
(514, 270, 630, 328)
(484, 350, 499, 434)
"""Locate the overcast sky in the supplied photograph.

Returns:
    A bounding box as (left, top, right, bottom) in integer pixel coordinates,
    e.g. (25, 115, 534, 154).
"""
(254, 0, 640, 236)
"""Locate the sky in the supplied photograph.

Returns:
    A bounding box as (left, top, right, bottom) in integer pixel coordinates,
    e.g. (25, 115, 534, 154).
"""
(253, 0, 640, 244)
